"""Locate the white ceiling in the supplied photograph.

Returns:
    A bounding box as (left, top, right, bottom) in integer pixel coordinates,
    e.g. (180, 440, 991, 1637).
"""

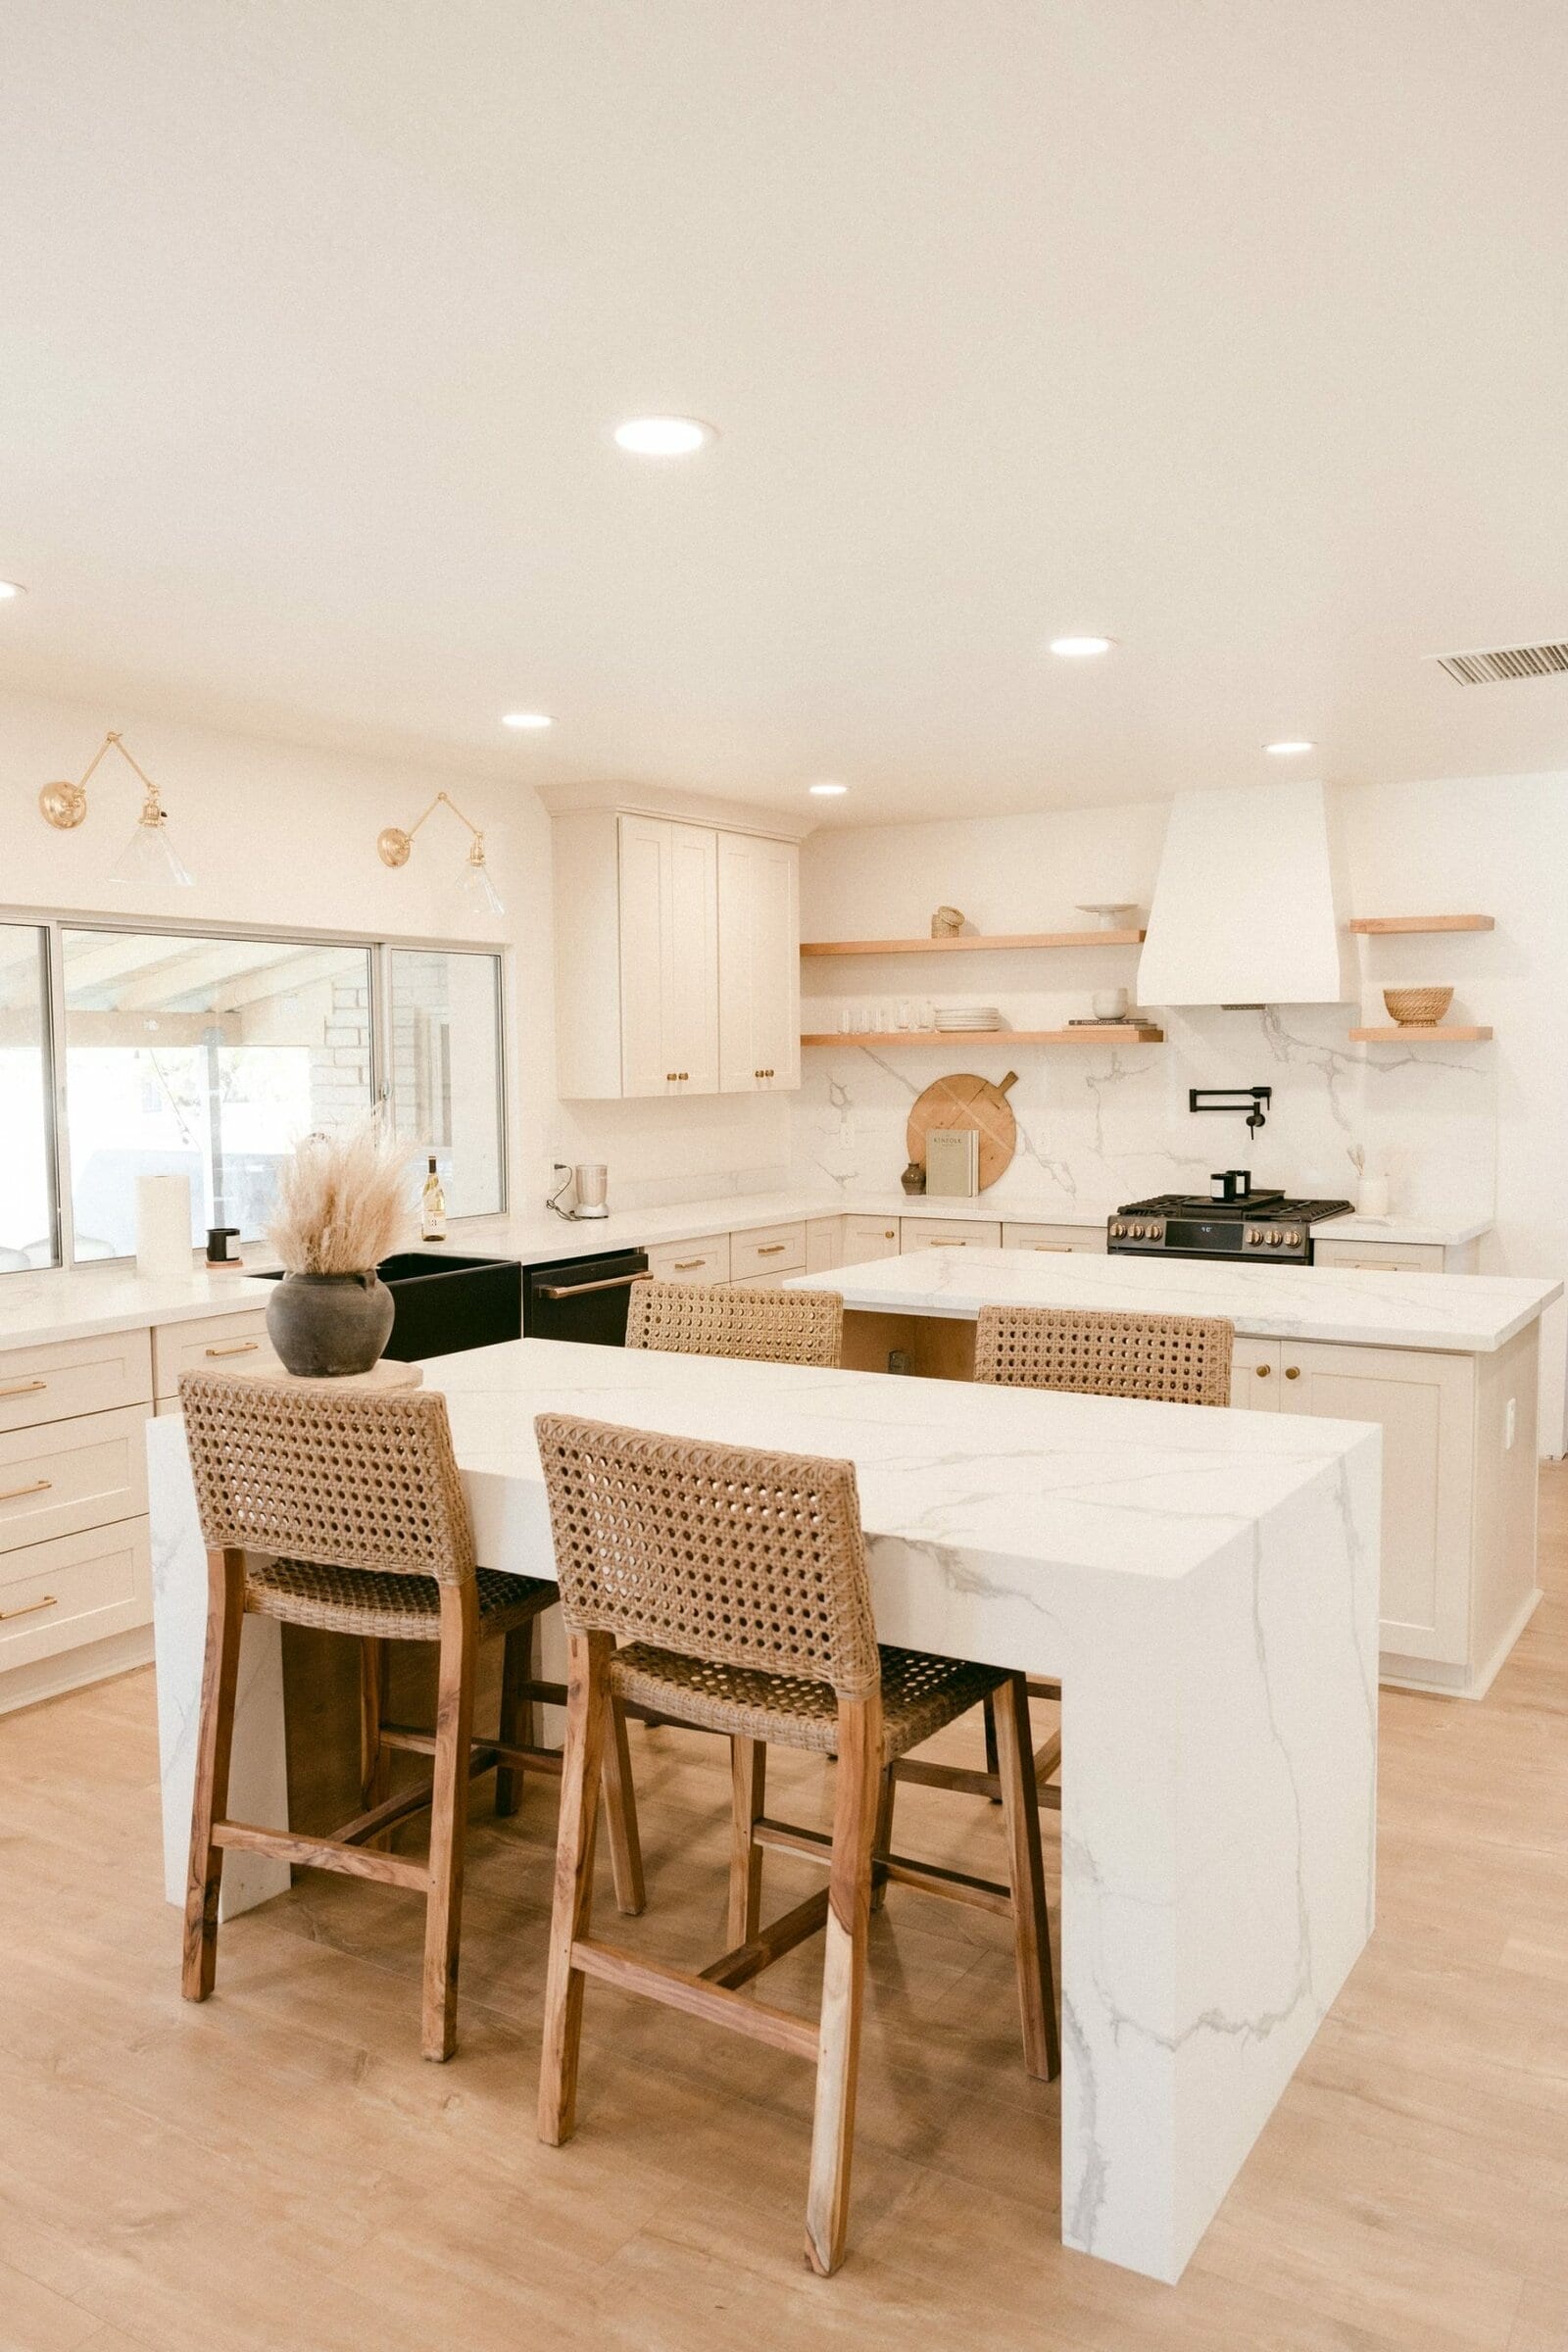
(3, 0, 1568, 824)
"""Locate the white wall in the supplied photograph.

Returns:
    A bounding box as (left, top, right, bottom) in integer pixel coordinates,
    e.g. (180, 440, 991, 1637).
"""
(795, 777, 1568, 1450)
(0, 686, 789, 1222)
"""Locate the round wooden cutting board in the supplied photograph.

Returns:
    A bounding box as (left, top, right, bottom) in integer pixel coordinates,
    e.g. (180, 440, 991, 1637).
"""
(906, 1069, 1019, 1191)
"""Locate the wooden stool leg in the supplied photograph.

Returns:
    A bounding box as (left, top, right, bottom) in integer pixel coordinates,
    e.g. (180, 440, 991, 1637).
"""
(494, 1618, 535, 1818)
(869, 1763, 896, 1915)
(421, 1581, 478, 2063)
(359, 1635, 390, 1811)
(982, 1692, 1002, 1802)
(726, 1736, 767, 1944)
(182, 1545, 247, 2003)
(991, 1673, 1059, 2082)
(539, 1628, 613, 2147)
(601, 1695, 646, 1917)
(805, 1694, 882, 2278)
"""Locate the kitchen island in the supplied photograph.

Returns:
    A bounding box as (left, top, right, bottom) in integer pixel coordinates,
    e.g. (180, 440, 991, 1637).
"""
(788, 1249, 1562, 1696)
(149, 1336, 1379, 2285)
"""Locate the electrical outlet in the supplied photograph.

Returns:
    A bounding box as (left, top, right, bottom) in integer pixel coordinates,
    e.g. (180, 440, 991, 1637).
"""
(1504, 1396, 1516, 1449)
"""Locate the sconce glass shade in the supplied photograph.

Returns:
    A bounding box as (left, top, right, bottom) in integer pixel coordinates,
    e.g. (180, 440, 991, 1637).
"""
(455, 844, 505, 917)
(109, 810, 193, 889)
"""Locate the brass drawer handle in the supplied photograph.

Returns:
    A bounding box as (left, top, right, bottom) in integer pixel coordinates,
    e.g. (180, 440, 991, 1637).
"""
(758, 1244, 788, 1256)
(0, 1379, 47, 1400)
(0, 1479, 51, 1503)
(1255, 1363, 1272, 1378)
(205, 1341, 261, 1359)
(0, 1593, 57, 1622)
(930, 1240, 968, 1248)
(1285, 1365, 1300, 1380)
(671, 1258, 708, 1272)
(1032, 1244, 1070, 1252)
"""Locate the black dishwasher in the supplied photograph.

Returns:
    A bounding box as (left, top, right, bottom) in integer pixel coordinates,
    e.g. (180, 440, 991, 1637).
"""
(522, 1249, 649, 1347)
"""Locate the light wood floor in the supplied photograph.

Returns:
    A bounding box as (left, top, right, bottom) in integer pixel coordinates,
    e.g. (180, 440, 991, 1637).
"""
(3, 1475, 1568, 2352)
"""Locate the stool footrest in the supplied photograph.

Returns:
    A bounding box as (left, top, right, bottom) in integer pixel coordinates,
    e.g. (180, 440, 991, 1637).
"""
(214, 1819, 427, 1890)
(701, 1886, 832, 1989)
(570, 1936, 817, 2060)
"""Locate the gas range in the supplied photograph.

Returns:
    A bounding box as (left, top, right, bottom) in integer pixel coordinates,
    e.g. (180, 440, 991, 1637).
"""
(1106, 1191, 1354, 1265)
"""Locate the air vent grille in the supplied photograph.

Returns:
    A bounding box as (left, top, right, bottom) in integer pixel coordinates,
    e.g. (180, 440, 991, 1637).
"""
(1432, 642, 1568, 684)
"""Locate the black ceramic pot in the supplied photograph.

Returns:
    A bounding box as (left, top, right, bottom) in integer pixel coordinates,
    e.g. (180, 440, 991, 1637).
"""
(265, 1270, 395, 1378)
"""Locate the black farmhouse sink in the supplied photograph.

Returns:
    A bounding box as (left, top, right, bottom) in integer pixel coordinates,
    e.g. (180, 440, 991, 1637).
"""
(259, 1250, 521, 1362)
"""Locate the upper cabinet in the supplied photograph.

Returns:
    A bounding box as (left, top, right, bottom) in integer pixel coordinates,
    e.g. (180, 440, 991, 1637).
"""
(718, 831, 800, 1094)
(553, 806, 801, 1100)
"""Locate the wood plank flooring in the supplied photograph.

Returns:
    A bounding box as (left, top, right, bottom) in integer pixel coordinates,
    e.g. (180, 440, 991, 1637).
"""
(2, 1470, 1566, 2350)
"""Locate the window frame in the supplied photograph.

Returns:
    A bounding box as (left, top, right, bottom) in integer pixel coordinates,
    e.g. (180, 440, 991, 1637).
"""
(1, 905, 510, 1272)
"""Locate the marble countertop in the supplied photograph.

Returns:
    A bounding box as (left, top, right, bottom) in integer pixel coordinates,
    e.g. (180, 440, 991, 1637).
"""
(0, 1263, 280, 1350)
(788, 1245, 1560, 1352)
(419, 1334, 1379, 1590)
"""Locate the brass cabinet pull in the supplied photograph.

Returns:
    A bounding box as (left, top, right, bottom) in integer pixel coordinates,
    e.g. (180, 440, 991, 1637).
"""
(672, 1258, 707, 1272)
(1032, 1244, 1071, 1252)
(205, 1341, 260, 1359)
(1255, 1362, 1272, 1378)
(930, 1240, 968, 1248)
(0, 1379, 47, 1400)
(0, 1479, 51, 1504)
(0, 1593, 57, 1622)
(536, 1272, 646, 1299)
(883, 1230, 896, 1240)
(1285, 1365, 1301, 1380)
(758, 1244, 788, 1255)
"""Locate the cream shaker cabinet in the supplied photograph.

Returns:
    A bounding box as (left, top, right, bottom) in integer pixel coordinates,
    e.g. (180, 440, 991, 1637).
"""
(717, 831, 800, 1093)
(553, 808, 800, 1100)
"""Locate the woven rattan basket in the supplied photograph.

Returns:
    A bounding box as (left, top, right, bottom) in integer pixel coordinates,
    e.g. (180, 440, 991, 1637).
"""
(1383, 986, 1454, 1026)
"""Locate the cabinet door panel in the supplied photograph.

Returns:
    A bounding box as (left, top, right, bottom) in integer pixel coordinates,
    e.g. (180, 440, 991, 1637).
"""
(1230, 1338, 1281, 1409)
(618, 815, 672, 1098)
(1278, 1340, 1473, 1664)
(718, 834, 800, 1093)
(843, 1215, 901, 1261)
(667, 824, 719, 1093)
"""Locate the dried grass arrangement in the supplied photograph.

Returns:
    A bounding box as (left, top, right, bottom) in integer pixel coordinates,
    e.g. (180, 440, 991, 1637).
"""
(267, 1114, 416, 1276)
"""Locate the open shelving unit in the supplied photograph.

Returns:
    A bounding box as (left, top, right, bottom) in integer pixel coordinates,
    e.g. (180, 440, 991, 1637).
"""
(1348, 914, 1494, 935)
(1348, 1024, 1493, 1044)
(800, 928, 1146, 956)
(801, 1024, 1164, 1047)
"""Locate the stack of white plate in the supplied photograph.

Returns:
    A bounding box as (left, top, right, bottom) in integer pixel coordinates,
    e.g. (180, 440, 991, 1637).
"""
(934, 1004, 1002, 1032)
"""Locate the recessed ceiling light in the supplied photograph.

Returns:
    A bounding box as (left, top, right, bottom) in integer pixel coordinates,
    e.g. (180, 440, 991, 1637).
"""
(501, 711, 553, 730)
(613, 416, 713, 457)
(0, 581, 25, 600)
(1263, 739, 1316, 756)
(808, 782, 849, 797)
(1049, 634, 1115, 658)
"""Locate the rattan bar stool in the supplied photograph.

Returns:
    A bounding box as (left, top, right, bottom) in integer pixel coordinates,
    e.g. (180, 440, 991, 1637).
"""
(888, 1303, 1237, 1834)
(177, 1372, 645, 2061)
(534, 1414, 1057, 2278)
(625, 1276, 844, 1368)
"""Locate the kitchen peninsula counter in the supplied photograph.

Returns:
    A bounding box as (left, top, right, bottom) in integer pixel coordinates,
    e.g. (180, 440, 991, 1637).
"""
(148, 1335, 1379, 2286)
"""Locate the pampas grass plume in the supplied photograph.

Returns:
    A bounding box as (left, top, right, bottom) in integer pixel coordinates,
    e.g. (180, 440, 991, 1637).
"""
(267, 1113, 416, 1276)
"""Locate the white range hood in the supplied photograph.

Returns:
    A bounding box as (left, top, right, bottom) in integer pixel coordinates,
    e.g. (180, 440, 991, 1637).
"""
(1137, 779, 1356, 1006)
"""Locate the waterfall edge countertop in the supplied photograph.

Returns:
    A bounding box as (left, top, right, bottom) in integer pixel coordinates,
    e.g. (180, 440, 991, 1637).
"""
(787, 1245, 1561, 1352)
(148, 1337, 1380, 2285)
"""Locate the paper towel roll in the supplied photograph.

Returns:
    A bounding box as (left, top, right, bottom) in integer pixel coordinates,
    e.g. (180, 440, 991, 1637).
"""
(137, 1173, 194, 1279)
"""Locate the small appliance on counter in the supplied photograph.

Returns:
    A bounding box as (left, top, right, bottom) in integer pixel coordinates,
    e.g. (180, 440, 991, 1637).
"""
(547, 1161, 611, 1220)
(1106, 1187, 1353, 1264)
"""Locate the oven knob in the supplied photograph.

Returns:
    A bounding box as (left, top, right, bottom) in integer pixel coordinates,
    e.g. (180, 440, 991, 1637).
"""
(1110, 1222, 1123, 1237)
(1133, 1224, 1146, 1238)
(1269, 1231, 1284, 1246)
(1286, 1230, 1300, 1248)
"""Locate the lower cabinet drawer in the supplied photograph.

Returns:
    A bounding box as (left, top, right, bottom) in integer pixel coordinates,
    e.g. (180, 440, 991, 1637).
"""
(0, 1405, 151, 1556)
(843, 1215, 902, 1261)
(901, 1219, 1002, 1251)
(646, 1234, 731, 1286)
(730, 1222, 808, 1280)
(1313, 1241, 1446, 1272)
(1003, 1221, 1105, 1253)
(154, 1311, 279, 1397)
(0, 1518, 152, 1669)
(729, 1269, 808, 1292)
(0, 1328, 153, 1435)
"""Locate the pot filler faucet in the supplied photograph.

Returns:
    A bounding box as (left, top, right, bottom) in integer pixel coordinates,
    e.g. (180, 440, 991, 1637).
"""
(1189, 1086, 1272, 1138)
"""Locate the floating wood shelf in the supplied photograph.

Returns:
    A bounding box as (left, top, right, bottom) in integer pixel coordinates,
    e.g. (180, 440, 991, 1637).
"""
(1348, 1025, 1493, 1043)
(800, 928, 1146, 956)
(1348, 914, 1494, 935)
(801, 1025, 1164, 1047)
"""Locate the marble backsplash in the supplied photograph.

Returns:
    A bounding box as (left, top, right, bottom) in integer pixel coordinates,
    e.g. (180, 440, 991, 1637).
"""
(791, 1001, 1496, 1221)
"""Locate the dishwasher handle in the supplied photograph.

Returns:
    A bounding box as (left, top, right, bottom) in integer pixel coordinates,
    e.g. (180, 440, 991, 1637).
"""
(534, 1270, 648, 1300)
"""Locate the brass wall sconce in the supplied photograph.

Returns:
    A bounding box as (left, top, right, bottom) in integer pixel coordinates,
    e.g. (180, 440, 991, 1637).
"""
(377, 790, 504, 917)
(38, 729, 194, 888)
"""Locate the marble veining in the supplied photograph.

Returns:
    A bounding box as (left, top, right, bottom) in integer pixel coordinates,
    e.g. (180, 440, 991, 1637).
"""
(789, 1243, 1559, 1351)
(148, 1336, 1380, 2283)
